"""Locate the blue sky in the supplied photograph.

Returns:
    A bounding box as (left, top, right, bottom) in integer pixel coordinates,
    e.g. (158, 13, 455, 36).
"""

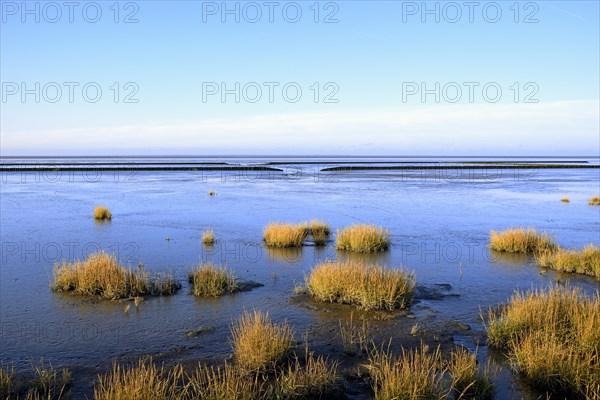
(1, 1, 599, 155)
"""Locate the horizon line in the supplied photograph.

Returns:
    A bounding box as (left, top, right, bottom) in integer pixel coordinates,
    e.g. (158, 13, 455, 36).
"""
(1, 155, 599, 159)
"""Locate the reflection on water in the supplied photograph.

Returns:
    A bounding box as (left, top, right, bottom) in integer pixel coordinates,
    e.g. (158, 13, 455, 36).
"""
(336, 249, 393, 266)
(489, 250, 530, 267)
(266, 247, 303, 263)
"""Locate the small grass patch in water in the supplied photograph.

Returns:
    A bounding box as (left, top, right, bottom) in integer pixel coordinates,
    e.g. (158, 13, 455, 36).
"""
(536, 244, 600, 280)
(306, 262, 414, 311)
(367, 344, 494, 400)
(201, 229, 215, 245)
(486, 286, 599, 398)
(310, 219, 330, 246)
(94, 358, 185, 400)
(51, 251, 181, 300)
(274, 347, 339, 399)
(230, 309, 295, 372)
(95, 350, 338, 400)
(93, 206, 111, 221)
(263, 222, 309, 248)
(489, 227, 557, 253)
(188, 263, 237, 297)
(335, 224, 390, 253)
(449, 348, 495, 400)
(560, 196, 570, 203)
(589, 195, 600, 205)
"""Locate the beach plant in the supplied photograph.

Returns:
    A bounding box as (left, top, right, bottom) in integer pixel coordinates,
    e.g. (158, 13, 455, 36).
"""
(201, 229, 215, 245)
(51, 251, 181, 300)
(536, 244, 600, 280)
(486, 286, 599, 398)
(230, 309, 294, 372)
(263, 222, 309, 248)
(489, 228, 557, 253)
(93, 206, 112, 221)
(306, 262, 414, 311)
(188, 263, 237, 297)
(336, 224, 390, 253)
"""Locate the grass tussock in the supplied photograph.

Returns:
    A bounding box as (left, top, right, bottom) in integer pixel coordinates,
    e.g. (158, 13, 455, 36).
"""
(51, 251, 181, 300)
(263, 222, 308, 248)
(306, 262, 414, 311)
(310, 220, 330, 246)
(367, 344, 494, 400)
(231, 310, 295, 372)
(94, 359, 186, 400)
(96, 352, 338, 400)
(93, 206, 111, 221)
(186, 362, 264, 400)
(310, 220, 330, 236)
(536, 244, 600, 280)
(489, 228, 557, 253)
(367, 344, 445, 400)
(486, 286, 599, 398)
(188, 263, 237, 297)
(201, 229, 215, 245)
(274, 348, 339, 399)
(561, 196, 570, 203)
(336, 224, 390, 253)
(449, 348, 495, 400)
(589, 196, 600, 206)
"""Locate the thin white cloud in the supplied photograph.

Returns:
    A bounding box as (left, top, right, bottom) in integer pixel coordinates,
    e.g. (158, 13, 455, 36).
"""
(541, 3, 589, 23)
(3, 100, 598, 155)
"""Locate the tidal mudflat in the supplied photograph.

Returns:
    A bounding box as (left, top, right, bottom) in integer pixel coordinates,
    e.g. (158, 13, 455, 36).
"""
(1, 157, 599, 399)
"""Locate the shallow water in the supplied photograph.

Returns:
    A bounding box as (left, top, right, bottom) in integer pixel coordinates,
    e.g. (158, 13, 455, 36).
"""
(1, 159, 599, 398)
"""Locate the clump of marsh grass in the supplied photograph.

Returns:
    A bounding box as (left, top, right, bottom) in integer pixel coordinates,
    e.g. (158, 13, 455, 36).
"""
(96, 350, 339, 400)
(489, 228, 557, 253)
(274, 347, 339, 399)
(589, 195, 600, 205)
(94, 358, 186, 400)
(191, 351, 339, 400)
(94, 206, 112, 221)
(561, 196, 570, 203)
(186, 362, 263, 400)
(336, 224, 390, 253)
(339, 313, 371, 355)
(188, 263, 237, 297)
(367, 343, 447, 400)
(309, 219, 330, 246)
(51, 251, 181, 300)
(449, 348, 495, 400)
(310, 219, 330, 236)
(263, 222, 309, 248)
(201, 229, 215, 245)
(306, 262, 414, 311)
(486, 286, 599, 398)
(367, 344, 494, 400)
(536, 244, 600, 280)
(230, 310, 295, 372)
